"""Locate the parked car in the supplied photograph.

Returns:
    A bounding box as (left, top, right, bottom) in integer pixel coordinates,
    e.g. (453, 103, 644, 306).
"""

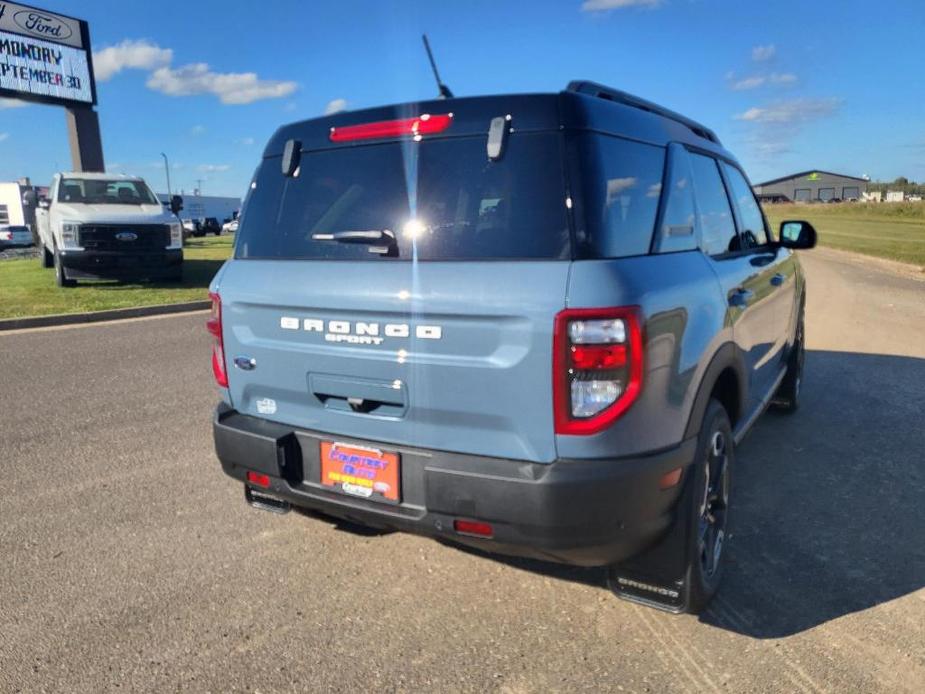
(222, 219, 239, 233)
(0, 225, 34, 248)
(182, 218, 203, 238)
(35, 173, 183, 286)
(202, 217, 222, 236)
(208, 80, 816, 614)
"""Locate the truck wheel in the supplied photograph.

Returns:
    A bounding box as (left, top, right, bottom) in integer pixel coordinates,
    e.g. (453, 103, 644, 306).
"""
(773, 311, 804, 412)
(54, 247, 76, 287)
(682, 399, 734, 614)
(41, 245, 53, 268)
(607, 398, 733, 614)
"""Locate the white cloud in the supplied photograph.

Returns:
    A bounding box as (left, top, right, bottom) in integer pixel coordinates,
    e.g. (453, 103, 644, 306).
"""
(769, 72, 797, 85)
(191, 124, 206, 136)
(731, 76, 766, 91)
(93, 40, 172, 81)
(735, 97, 842, 162)
(197, 164, 231, 173)
(146, 63, 297, 104)
(729, 72, 798, 90)
(752, 44, 776, 62)
(0, 98, 28, 109)
(237, 137, 255, 146)
(735, 98, 841, 124)
(581, 0, 661, 10)
(324, 98, 348, 115)
(0, 132, 8, 142)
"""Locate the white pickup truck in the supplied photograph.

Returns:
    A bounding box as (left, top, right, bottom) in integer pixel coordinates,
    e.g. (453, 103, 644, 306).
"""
(35, 172, 183, 287)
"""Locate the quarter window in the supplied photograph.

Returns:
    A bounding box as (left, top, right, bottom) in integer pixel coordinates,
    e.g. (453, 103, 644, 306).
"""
(722, 163, 768, 247)
(688, 153, 737, 256)
(653, 144, 697, 253)
(572, 134, 666, 258)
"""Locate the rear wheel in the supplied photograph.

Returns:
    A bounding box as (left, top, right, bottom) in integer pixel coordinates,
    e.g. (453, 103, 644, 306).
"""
(53, 247, 76, 287)
(608, 399, 733, 614)
(684, 399, 733, 613)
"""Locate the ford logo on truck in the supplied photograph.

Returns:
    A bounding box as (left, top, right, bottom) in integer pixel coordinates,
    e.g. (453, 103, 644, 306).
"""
(280, 317, 442, 345)
(115, 232, 138, 241)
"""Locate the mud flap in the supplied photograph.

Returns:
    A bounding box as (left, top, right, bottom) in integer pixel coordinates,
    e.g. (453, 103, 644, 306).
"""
(606, 470, 696, 613)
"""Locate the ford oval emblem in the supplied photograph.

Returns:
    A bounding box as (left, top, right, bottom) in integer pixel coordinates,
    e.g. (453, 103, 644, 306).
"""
(13, 11, 73, 41)
(115, 232, 138, 241)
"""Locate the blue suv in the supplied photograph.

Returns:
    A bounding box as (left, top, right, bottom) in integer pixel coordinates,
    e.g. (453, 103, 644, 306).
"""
(209, 81, 815, 613)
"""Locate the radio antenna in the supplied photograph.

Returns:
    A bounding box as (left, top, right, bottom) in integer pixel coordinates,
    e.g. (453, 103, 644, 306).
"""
(422, 34, 454, 99)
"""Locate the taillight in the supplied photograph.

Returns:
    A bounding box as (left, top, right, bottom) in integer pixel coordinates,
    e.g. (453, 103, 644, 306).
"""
(329, 113, 452, 142)
(206, 291, 228, 387)
(553, 307, 643, 435)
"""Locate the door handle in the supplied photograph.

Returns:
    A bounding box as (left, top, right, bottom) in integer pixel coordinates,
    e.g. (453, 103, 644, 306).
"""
(728, 288, 754, 308)
(770, 273, 786, 287)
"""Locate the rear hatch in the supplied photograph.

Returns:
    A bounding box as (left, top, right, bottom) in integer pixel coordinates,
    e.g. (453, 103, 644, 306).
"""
(218, 120, 571, 463)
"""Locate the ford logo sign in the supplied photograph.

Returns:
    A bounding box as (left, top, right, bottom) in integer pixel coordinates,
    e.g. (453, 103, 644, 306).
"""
(13, 11, 73, 41)
(115, 232, 138, 242)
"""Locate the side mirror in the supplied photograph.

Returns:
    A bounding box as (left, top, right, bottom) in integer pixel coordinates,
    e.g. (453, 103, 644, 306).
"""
(779, 220, 817, 249)
(170, 195, 184, 215)
(38, 198, 50, 210)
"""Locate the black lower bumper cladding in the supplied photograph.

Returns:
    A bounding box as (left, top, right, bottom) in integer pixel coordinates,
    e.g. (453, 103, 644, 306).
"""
(60, 249, 182, 279)
(212, 404, 698, 567)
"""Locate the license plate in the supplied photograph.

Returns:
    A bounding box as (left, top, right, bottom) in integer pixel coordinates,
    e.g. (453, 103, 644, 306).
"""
(320, 441, 400, 503)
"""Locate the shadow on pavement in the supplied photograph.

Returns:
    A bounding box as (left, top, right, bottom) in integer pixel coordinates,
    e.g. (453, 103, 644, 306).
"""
(419, 350, 925, 637)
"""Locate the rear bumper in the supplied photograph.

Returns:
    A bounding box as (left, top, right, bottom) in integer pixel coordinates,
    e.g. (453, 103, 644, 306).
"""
(213, 405, 698, 567)
(60, 248, 182, 278)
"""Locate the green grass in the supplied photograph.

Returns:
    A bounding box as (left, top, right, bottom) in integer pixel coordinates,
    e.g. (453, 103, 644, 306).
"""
(0, 235, 233, 320)
(764, 202, 925, 270)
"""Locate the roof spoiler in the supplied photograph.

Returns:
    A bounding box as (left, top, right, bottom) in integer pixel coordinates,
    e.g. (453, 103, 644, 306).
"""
(566, 80, 721, 145)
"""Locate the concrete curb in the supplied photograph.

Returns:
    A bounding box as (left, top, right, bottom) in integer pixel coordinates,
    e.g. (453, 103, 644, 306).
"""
(0, 300, 211, 332)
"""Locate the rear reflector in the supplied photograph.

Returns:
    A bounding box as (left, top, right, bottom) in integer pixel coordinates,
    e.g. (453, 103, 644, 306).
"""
(329, 113, 453, 142)
(453, 519, 493, 538)
(246, 471, 270, 488)
(659, 467, 683, 490)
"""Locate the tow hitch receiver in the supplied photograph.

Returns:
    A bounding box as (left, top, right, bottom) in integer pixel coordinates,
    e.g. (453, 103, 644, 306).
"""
(245, 486, 291, 514)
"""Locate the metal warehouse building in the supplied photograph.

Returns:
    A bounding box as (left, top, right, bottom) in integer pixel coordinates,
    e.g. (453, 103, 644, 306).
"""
(753, 171, 868, 203)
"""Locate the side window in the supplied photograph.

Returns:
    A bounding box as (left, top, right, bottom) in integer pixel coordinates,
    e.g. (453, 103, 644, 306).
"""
(722, 163, 769, 247)
(653, 143, 697, 253)
(0, 204, 9, 224)
(688, 153, 738, 256)
(573, 133, 665, 258)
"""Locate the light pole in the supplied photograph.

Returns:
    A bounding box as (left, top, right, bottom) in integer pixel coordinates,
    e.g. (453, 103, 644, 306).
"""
(160, 152, 172, 199)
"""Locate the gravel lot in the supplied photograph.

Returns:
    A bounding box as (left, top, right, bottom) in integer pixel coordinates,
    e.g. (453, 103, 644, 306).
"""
(1, 248, 922, 693)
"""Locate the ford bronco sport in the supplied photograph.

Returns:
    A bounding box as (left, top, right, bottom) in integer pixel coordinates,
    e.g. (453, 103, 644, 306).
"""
(209, 81, 816, 613)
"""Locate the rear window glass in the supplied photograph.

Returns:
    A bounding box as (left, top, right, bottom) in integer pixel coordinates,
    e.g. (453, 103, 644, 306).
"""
(571, 133, 665, 259)
(235, 133, 570, 261)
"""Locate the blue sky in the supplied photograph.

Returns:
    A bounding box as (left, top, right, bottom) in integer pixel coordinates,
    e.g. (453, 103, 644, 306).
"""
(1, 0, 923, 197)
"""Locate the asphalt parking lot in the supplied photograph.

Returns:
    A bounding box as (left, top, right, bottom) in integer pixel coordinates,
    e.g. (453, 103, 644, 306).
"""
(1, 248, 923, 693)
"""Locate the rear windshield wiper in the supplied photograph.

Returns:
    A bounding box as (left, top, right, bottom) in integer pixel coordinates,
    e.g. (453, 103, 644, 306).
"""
(310, 229, 398, 256)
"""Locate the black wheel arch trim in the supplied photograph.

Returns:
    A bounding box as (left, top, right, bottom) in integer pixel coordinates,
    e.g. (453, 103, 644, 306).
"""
(683, 342, 748, 440)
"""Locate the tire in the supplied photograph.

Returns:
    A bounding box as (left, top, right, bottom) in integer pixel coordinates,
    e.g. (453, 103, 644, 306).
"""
(53, 247, 76, 287)
(682, 398, 734, 614)
(773, 309, 805, 413)
(41, 244, 53, 268)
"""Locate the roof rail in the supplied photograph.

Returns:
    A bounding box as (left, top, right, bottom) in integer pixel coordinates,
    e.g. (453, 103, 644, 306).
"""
(566, 80, 721, 145)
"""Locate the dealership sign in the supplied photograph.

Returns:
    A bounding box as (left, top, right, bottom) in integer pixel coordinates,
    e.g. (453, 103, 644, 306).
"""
(0, 2, 95, 105)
